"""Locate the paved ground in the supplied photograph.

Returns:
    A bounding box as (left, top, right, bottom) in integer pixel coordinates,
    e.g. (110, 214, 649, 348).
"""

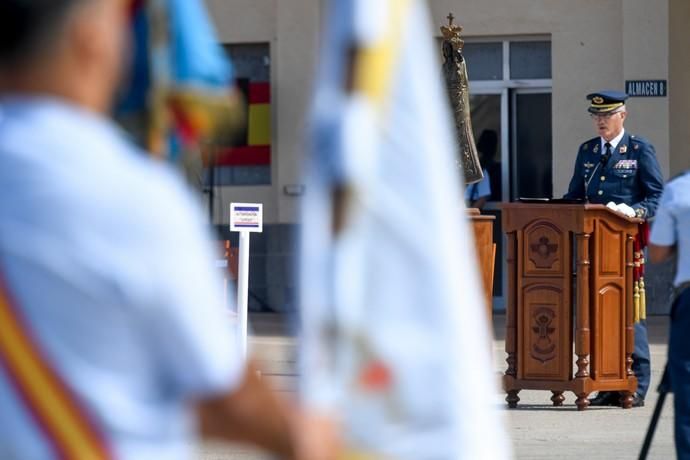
(198, 314, 676, 459)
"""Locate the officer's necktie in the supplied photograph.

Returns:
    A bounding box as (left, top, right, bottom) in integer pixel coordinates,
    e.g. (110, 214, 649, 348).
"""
(603, 142, 612, 167)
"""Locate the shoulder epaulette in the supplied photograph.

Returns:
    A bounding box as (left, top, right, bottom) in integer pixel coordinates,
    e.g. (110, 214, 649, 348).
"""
(629, 134, 649, 144)
(628, 135, 648, 151)
(581, 137, 598, 151)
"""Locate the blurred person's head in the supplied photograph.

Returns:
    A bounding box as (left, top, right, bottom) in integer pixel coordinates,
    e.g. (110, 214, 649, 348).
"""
(476, 129, 498, 165)
(0, 0, 129, 113)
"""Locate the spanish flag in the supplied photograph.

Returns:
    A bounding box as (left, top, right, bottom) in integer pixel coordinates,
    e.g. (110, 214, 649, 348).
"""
(213, 80, 272, 167)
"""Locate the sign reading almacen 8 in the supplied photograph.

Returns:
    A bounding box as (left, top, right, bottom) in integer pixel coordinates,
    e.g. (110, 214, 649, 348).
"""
(625, 80, 667, 97)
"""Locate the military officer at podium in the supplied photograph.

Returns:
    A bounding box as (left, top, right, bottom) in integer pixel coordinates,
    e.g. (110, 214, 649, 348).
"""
(564, 90, 664, 408)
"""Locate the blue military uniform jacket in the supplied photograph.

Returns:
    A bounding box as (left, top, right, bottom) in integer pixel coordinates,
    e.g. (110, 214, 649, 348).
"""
(565, 133, 664, 218)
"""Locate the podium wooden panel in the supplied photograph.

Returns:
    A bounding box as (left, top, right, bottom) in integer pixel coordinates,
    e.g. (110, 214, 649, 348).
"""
(468, 209, 496, 319)
(501, 203, 639, 410)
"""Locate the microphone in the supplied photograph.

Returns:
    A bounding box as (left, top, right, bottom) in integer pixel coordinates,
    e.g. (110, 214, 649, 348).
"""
(584, 149, 612, 201)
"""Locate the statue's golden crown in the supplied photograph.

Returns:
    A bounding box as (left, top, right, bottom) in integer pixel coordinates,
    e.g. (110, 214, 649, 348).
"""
(440, 13, 464, 51)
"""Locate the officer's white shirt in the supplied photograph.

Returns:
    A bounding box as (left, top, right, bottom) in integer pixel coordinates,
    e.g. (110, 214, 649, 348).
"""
(649, 171, 690, 287)
(600, 128, 625, 154)
(0, 97, 242, 459)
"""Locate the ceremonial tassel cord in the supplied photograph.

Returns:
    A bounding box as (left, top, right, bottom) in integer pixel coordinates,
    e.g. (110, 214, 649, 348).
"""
(633, 249, 641, 324)
(639, 257, 647, 321)
(640, 277, 647, 320)
(637, 221, 650, 322)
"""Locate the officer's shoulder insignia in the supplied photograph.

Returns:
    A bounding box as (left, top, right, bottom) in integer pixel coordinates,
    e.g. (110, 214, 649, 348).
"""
(630, 135, 649, 149)
(583, 143, 589, 151)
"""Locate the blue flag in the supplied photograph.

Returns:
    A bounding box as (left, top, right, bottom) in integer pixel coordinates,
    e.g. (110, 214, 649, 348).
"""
(116, 0, 238, 160)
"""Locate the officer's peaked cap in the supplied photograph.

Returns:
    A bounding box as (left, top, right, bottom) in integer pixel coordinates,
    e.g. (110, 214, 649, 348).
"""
(586, 90, 628, 114)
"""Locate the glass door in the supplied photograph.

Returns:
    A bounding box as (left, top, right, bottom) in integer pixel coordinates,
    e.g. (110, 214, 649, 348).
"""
(466, 39, 552, 312)
(511, 89, 553, 200)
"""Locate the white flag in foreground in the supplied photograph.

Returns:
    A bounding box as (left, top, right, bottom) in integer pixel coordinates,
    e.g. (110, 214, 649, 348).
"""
(300, 1, 512, 458)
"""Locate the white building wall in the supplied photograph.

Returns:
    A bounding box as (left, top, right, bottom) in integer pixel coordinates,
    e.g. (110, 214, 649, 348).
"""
(622, 0, 670, 178)
(207, 0, 686, 224)
(669, 0, 690, 175)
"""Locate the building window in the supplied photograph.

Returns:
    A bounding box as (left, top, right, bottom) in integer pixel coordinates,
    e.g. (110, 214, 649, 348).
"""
(466, 39, 551, 82)
(206, 43, 272, 186)
(464, 42, 503, 80)
(509, 41, 551, 79)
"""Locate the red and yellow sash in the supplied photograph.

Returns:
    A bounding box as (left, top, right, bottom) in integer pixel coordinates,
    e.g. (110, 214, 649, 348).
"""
(0, 276, 111, 460)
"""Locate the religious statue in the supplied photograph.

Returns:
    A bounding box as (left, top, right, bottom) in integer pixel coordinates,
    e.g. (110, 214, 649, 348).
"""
(441, 13, 483, 184)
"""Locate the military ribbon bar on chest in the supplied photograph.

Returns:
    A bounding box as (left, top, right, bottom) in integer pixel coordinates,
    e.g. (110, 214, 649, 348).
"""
(614, 159, 638, 170)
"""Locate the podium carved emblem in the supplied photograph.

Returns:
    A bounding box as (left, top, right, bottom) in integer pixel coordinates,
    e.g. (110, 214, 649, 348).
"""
(531, 307, 556, 364)
(529, 236, 558, 269)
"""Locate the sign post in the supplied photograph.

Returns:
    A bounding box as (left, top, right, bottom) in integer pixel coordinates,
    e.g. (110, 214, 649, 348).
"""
(230, 203, 263, 359)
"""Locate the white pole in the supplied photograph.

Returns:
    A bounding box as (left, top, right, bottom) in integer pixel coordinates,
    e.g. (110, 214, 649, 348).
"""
(237, 231, 250, 360)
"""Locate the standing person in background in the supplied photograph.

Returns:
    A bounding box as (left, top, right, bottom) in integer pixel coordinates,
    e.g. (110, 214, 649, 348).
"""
(564, 90, 664, 408)
(477, 129, 501, 203)
(465, 130, 499, 209)
(0, 1, 336, 459)
(649, 170, 690, 460)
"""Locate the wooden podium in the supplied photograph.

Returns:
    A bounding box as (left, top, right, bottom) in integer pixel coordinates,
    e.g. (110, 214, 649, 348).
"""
(468, 209, 496, 319)
(501, 203, 640, 410)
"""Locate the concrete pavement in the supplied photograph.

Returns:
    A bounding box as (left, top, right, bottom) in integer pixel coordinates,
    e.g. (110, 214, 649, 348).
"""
(198, 314, 677, 459)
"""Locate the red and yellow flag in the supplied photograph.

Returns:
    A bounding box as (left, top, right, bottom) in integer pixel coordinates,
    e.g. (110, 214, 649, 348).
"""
(0, 276, 111, 460)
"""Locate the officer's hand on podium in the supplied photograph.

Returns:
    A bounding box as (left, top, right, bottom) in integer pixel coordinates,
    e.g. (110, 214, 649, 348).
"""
(606, 201, 636, 218)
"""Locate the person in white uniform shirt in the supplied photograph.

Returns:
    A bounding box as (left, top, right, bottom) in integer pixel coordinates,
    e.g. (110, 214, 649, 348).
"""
(649, 170, 690, 460)
(0, 1, 336, 459)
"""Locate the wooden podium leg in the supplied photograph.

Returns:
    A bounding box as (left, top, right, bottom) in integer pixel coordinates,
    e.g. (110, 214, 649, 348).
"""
(504, 232, 518, 409)
(574, 232, 593, 412)
(620, 391, 633, 409)
(506, 390, 520, 408)
(551, 391, 565, 407)
(505, 232, 518, 377)
(575, 392, 591, 411)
